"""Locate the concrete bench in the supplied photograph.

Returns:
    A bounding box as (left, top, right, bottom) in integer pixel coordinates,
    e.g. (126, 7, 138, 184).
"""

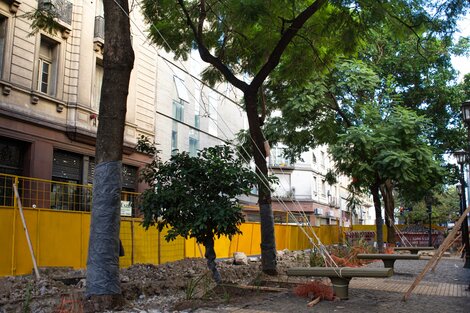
(287, 267, 393, 300)
(356, 253, 420, 269)
(394, 246, 435, 254)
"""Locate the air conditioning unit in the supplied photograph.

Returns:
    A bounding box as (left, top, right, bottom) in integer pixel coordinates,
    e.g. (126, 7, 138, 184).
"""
(314, 208, 323, 215)
(327, 211, 335, 218)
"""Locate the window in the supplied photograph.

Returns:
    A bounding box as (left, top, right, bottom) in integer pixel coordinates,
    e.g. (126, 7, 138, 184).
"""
(37, 36, 59, 96)
(312, 175, 317, 197)
(174, 76, 190, 102)
(173, 100, 184, 122)
(171, 100, 185, 155)
(51, 150, 82, 211)
(0, 16, 7, 76)
(208, 95, 218, 136)
(273, 173, 291, 198)
(321, 151, 325, 167)
(93, 60, 103, 110)
(312, 152, 317, 164)
(270, 146, 290, 167)
(194, 101, 200, 129)
(321, 180, 326, 196)
(189, 130, 199, 157)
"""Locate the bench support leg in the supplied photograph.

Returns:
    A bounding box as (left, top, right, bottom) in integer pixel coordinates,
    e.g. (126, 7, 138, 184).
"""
(329, 277, 351, 300)
(382, 259, 396, 269)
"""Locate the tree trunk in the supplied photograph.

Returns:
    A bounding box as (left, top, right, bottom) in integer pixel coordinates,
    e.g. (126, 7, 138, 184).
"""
(380, 180, 396, 245)
(203, 237, 221, 284)
(245, 93, 277, 274)
(85, 0, 134, 308)
(371, 182, 384, 253)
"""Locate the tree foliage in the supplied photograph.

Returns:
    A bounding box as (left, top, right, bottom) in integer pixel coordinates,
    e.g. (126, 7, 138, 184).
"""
(142, 0, 469, 268)
(399, 187, 461, 225)
(139, 143, 257, 243)
(330, 105, 443, 199)
(139, 141, 257, 282)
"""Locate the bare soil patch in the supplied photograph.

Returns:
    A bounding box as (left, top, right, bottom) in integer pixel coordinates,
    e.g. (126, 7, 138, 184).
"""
(0, 249, 311, 312)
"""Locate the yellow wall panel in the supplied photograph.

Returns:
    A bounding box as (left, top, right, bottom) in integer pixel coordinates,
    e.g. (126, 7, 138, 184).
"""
(159, 227, 185, 264)
(1, 204, 416, 277)
(185, 238, 198, 258)
(133, 224, 159, 264)
(274, 225, 288, 250)
(0, 208, 13, 276)
(80, 214, 91, 268)
(36, 210, 83, 269)
(248, 223, 261, 255)
(14, 209, 38, 276)
(237, 223, 255, 255)
(119, 219, 133, 268)
(228, 233, 240, 256)
(213, 236, 232, 259)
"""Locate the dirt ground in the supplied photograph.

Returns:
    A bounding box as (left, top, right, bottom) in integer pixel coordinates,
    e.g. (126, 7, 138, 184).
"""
(1, 248, 469, 313)
(0, 249, 312, 312)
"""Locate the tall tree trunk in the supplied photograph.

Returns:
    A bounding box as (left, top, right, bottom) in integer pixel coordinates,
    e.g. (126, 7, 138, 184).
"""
(371, 182, 384, 253)
(245, 93, 277, 274)
(380, 180, 396, 245)
(85, 0, 134, 309)
(203, 237, 221, 283)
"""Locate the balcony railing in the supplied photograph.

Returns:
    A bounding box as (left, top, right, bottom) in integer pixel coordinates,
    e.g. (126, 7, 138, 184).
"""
(0, 173, 139, 216)
(39, 0, 73, 26)
(94, 15, 105, 40)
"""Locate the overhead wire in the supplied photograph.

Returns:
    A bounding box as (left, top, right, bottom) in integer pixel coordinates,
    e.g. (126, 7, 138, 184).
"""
(111, 0, 338, 266)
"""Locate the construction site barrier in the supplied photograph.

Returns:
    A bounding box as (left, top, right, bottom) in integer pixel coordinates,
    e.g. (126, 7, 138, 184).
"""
(0, 173, 374, 276)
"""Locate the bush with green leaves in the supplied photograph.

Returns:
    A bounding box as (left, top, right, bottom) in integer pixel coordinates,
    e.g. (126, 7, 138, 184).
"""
(138, 140, 258, 283)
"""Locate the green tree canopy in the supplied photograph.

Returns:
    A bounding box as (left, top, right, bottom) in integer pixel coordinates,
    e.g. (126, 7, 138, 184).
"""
(142, 0, 469, 270)
(139, 142, 257, 282)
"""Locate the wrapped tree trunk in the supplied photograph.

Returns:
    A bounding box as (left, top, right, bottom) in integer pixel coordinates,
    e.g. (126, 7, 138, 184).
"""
(85, 0, 134, 309)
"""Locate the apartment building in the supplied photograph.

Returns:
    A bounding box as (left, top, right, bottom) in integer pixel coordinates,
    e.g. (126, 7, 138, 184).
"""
(0, 0, 248, 213)
(253, 144, 374, 226)
(0, 0, 157, 197)
(154, 50, 246, 160)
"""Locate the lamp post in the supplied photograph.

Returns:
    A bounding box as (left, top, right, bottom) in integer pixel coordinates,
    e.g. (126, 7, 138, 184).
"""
(454, 149, 470, 268)
(424, 195, 433, 247)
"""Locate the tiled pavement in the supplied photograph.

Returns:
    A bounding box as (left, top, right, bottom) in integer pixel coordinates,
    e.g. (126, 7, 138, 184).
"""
(193, 258, 470, 313)
(350, 277, 470, 297)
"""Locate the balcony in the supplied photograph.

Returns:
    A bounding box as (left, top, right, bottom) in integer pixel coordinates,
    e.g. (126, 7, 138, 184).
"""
(93, 16, 104, 53)
(38, 0, 73, 38)
(94, 16, 105, 40)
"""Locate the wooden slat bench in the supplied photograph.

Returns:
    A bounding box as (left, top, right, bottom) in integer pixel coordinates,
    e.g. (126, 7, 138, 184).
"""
(287, 267, 393, 300)
(394, 246, 435, 254)
(356, 253, 420, 269)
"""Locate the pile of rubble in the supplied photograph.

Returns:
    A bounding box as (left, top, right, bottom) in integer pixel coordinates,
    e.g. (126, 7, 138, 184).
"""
(0, 249, 312, 312)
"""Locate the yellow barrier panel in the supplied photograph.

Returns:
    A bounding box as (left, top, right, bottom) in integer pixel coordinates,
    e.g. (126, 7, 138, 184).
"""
(36, 209, 83, 269)
(0, 208, 14, 276)
(3, 174, 439, 276)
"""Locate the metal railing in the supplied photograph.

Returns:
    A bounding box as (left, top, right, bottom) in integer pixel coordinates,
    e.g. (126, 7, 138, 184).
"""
(0, 173, 139, 215)
(38, 0, 73, 26)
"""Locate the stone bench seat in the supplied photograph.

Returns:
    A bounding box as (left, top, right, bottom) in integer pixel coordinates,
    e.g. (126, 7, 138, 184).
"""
(394, 246, 435, 254)
(356, 253, 420, 269)
(287, 266, 393, 299)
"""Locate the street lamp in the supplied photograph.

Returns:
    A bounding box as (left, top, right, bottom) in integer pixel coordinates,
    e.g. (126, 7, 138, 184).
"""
(454, 149, 470, 268)
(424, 195, 433, 247)
(460, 100, 470, 123)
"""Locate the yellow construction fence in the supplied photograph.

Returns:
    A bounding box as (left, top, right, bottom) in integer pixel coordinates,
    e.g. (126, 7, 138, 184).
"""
(0, 173, 356, 276)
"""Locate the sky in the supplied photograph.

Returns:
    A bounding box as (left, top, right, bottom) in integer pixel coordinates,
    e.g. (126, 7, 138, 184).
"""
(451, 15, 470, 82)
